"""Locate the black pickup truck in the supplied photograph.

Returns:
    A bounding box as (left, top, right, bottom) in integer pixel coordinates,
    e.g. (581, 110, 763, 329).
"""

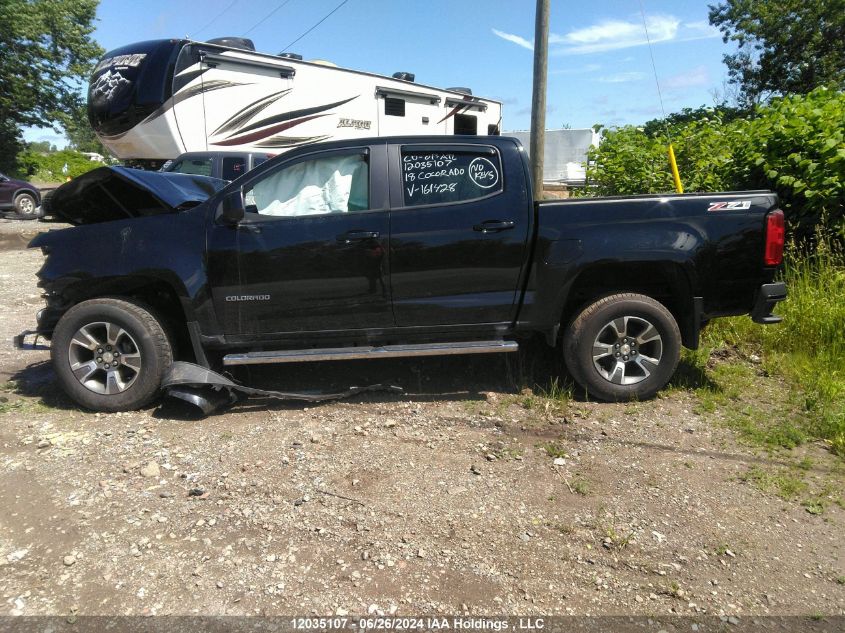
(16, 136, 786, 412)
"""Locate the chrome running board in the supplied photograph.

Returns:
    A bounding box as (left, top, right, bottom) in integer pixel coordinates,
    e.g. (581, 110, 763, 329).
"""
(223, 340, 519, 366)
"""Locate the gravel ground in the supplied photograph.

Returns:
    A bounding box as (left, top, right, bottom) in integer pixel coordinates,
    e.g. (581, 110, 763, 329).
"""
(0, 217, 843, 618)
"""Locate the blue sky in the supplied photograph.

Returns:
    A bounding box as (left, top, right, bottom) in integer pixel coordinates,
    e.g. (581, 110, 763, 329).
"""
(25, 0, 736, 146)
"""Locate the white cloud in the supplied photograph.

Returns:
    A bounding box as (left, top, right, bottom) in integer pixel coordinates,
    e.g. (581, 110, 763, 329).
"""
(684, 20, 721, 38)
(491, 28, 533, 51)
(493, 14, 720, 56)
(550, 63, 602, 75)
(596, 71, 647, 83)
(663, 65, 710, 89)
(552, 15, 679, 54)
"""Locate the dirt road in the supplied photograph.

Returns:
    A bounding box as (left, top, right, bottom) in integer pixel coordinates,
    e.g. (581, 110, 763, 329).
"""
(0, 218, 843, 618)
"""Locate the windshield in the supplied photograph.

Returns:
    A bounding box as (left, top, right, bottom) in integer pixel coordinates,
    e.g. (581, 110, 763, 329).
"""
(164, 157, 213, 177)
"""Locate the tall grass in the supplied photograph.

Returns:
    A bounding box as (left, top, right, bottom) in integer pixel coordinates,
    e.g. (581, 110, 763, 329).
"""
(704, 234, 845, 455)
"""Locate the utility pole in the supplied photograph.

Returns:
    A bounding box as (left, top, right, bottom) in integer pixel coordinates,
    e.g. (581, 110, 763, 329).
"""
(529, 0, 550, 198)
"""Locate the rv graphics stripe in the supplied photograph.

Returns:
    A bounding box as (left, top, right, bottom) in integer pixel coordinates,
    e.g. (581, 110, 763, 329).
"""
(173, 67, 210, 94)
(212, 114, 330, 146)
(132, 80, 248, 132)
(232, 96, 358, 136)
(211, 89, 292, 137)
(253, 135, 331, 149)
(437, 103, 470, 125)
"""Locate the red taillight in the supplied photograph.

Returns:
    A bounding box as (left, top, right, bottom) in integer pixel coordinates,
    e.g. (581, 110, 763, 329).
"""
(764, 209, 785, 266)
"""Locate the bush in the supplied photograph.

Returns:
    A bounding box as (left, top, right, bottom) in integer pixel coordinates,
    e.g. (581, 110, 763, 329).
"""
(16, 149, 101, 182)
(733, 88, 845, 238)
(586, 87, 845, 238)
(587, 110, 737, 197)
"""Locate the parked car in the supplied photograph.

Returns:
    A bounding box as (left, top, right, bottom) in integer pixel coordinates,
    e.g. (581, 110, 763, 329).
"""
(17, 136, 786, 412)
(0, 172, 41, 219)
(162, 151, 273, 181)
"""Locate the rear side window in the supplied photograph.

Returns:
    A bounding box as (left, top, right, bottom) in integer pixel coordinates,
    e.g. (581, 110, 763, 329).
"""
(222, 156, 246, 180)
(400, 147, 502, 207)
(166, 158, 212, 176)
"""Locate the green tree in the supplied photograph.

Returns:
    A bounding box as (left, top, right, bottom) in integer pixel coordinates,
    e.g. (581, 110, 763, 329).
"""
(26, 140, 57, 153)
(709, 0, 845, 105)
(60, 103, 107, 155)
(0, 0, 102, 173)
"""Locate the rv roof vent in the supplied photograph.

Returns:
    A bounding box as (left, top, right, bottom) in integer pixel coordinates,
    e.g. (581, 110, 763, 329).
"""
(310, 59, 338, 67)
(206, 37, 256, 52)
(279, 52, 303, 60)
(447, 87, 473, 95)
(393, 71, 415, 82)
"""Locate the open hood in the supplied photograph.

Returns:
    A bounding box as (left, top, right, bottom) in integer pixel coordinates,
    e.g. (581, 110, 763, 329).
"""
(47, 166, 228, 225)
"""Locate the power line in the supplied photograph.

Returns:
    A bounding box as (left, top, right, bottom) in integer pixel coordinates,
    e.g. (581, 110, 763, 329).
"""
(244, 0, 295, 37)
(637, 0, 669, 134)
(281, 0, 352, 53)
(191, 0, 238, 39)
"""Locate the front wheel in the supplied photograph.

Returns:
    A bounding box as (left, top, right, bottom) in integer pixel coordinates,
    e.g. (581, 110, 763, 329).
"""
(14, 193, 38, 219)
(51, 298, 173, 412)
(563, 293, 681, 402)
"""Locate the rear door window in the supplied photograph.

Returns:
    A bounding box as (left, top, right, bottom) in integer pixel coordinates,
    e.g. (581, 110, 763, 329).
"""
(400, 147, 502, 207)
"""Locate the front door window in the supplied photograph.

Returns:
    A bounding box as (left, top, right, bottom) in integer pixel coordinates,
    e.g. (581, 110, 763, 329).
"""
(245, 153, 369, 217)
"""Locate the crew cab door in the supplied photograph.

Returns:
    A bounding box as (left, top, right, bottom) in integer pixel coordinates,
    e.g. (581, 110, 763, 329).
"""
(207, 145, 392, 335)
(388, 142, 530, 326)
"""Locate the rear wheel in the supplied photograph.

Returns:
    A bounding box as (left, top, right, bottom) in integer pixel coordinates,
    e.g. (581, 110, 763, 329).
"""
(51, 298, 172, 412)
(563, 293, 681, 401)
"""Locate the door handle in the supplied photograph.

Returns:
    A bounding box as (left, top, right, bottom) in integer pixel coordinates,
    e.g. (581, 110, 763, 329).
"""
(473, 220, 515, 233)
(337, 230, 380, 244)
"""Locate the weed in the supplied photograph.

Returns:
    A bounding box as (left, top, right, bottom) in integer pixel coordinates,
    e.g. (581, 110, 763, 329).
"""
(802, 499, 825, 515)
(0, 397, 51, 415)
(540, 440, 568, 460)
(836, 576, 845, 585)
(740, 465, 807, 500)
(714, 543, 735, 557)
(571, 477, 590, 496)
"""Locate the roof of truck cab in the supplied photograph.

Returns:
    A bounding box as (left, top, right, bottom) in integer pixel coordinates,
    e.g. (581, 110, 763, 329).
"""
(268, 135, 524, 152)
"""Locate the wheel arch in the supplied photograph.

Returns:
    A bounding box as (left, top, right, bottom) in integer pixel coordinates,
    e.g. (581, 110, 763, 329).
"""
(14, 188, 41, 205)
(558, 261, 699, 349)
(46, 276, 199, 363)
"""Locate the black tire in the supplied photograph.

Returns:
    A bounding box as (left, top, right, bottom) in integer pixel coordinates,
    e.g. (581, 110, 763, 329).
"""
(13, 192, 38, 219)
(563, 293, 681, 402)
(51, 298, 173, 412)
(39, 189, 55, 220)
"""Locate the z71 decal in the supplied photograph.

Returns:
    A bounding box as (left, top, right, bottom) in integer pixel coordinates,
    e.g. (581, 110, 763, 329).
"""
(707, 200, 752, 212)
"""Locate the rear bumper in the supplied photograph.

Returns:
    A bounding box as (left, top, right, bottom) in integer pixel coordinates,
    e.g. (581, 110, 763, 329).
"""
(751, 282, 787, 324)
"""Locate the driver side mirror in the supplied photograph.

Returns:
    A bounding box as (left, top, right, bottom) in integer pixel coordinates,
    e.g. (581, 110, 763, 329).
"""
(218, 190, 245, 224)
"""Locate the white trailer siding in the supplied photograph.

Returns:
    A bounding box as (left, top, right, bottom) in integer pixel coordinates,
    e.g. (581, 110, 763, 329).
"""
(90, 40, 502, 161)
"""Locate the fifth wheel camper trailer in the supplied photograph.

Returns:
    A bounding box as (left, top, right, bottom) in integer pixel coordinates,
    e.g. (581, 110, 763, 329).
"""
(87, 37, 503, 168)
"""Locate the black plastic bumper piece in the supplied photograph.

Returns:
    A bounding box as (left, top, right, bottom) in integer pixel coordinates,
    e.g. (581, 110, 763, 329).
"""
(161, 361, 403, 416)
(751, 282, 787, 324)
(13, 330, 50, 351)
